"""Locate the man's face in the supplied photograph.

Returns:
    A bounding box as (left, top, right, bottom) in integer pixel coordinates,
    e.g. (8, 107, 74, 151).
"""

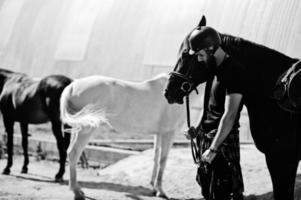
(195, 49, 209, 62)
(194, 48, 216, 69)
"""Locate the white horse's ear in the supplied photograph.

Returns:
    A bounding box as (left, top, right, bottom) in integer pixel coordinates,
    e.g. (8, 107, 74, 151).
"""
(198, 15, 206, 27)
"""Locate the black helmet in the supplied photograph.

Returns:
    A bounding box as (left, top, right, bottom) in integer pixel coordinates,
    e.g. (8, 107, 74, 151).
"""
(188, 26, 221, 52)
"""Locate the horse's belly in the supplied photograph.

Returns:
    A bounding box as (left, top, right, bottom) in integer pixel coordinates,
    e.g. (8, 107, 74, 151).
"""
(104, 101, 185, 134)
(108, 116, 158, 135)
(14, 98, 49, 124)
(106, 105, 176, 134)
(16, 109, 49, 124)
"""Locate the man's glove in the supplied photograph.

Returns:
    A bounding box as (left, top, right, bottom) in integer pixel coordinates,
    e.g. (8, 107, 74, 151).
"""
(184, 126, 198, 139)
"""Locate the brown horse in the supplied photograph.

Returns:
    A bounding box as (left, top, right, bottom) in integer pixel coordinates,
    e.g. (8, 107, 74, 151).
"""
(0, 68, 72, 182)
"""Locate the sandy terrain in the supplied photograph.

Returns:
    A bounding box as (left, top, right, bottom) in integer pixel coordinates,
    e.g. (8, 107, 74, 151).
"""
(1, 145, 301, 200)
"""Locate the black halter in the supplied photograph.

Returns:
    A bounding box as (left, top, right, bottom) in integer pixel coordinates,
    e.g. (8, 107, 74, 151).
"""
(184, 92, 201, 165)
(168, 72, 195, 95)
(168, 70, 200, 164)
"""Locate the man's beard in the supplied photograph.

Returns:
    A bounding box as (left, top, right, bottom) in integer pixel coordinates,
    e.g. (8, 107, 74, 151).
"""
(192, 55, 217, 85)
(204, 54, 217, 80)
(207, 54, 217, 70)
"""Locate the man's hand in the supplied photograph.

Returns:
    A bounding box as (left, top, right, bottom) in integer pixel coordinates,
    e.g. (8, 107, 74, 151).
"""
(183, 127, 197, 140)
(201, 148, 218, 164)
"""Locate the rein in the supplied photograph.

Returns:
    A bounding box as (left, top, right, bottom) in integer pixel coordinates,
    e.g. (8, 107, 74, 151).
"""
(185, 94, 201, 164)
(168, 72, 201, 164)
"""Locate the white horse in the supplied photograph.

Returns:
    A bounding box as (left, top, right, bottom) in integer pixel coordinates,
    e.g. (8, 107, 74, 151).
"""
(60, 73, 200, 200)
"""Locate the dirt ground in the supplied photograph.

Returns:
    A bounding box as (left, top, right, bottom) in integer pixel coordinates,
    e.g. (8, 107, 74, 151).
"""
(1, 145, 301, 200)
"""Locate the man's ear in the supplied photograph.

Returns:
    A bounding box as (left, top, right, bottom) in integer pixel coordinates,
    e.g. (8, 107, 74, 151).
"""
(198, 15, 206, 27)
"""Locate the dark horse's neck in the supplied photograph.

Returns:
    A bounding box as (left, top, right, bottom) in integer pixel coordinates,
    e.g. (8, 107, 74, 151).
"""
(220, 33, 297, 66)
(220, 33, 297, 72)
(219, 33, 298, 93)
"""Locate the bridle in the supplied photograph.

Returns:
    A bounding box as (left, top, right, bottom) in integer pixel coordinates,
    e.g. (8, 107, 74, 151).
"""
(168, 72, 195, 95)
(168, 49, 199, 95)
(168, 56, 201, 164)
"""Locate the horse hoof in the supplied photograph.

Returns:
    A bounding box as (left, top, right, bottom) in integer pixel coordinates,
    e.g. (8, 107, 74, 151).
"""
(55, 176, 64, 183)
(2, 168, 10, 175)
(74, 196, 85, 200)
(74, 190, 85, 200)
(21, 169, 28, 174)
(55, 172, 64, 182)
(156, 191, 169, 199)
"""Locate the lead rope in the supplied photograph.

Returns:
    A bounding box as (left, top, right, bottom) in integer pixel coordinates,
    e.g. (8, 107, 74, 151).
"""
(185, 95, 200, 164)
(187, 96, 215, 200)
(186, 95, 215, 199)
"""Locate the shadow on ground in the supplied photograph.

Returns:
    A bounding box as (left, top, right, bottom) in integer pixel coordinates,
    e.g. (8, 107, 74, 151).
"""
(11, 173, 156, 198)
(78, 180, 154, 197)
(12, 173, 57, 183)
(244, 173, 301, 200)
(11, 172, 301, 200)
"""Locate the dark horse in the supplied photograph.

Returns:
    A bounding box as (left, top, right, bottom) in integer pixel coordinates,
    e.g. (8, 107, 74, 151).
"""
(164, 16, 301, 199)
(0, 68, 72, 181)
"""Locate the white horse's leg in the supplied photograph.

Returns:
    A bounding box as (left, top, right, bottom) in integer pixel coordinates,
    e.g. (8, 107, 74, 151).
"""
(154, 131, 175, 198)
(150, 134, 161, 187)
(68, 127, 94, 200)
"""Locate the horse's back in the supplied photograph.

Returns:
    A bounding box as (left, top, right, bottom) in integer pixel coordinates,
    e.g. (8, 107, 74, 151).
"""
(67, 75, 162, 107)
(221, 34, 295, 67)
(62, 74, 186, 134)
(38, 75, 72, 97)
(64, 76, 114, 109)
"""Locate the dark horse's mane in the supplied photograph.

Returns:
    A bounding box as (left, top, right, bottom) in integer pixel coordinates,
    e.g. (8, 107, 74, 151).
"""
(219, 33, 298, 92)
(220, 33, 297, 67)
(0, 68, 29, 87)
(0, 68, 26, 78)
(0, 68, 24, 74)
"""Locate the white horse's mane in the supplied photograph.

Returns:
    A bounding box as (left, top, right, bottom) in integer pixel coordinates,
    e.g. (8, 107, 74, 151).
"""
(151, 73, 169, 80)
(144, 73, 169, 84)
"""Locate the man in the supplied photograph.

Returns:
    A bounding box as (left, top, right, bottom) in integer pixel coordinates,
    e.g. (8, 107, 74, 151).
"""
(185, 72, 244, 200)
(187, 26, 300, 200)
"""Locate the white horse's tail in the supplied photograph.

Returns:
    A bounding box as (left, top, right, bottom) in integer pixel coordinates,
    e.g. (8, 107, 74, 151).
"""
(60, 86, 109, 133)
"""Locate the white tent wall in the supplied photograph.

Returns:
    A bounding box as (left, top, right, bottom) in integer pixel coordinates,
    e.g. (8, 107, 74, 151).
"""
(0, 0, 300, 79)
(203, 0, 301, 58)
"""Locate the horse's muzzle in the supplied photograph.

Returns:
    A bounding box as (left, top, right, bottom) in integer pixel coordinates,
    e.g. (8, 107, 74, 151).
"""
(164, 91, 174, 104)
(164, 90, 184, 104)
